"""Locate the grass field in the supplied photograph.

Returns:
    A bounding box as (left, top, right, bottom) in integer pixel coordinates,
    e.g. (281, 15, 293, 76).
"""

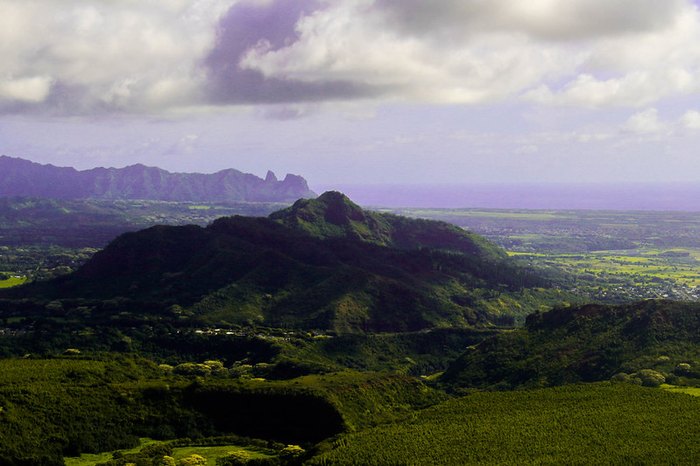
(662, 384, 700, 397)
(64, 439, 159, 466)
(171, 444, 276, 462)
(513, 247, 700, 286)
(64, 440, 276, 466)
(309, 383, 700, 465)
(0, 275, 27, 288)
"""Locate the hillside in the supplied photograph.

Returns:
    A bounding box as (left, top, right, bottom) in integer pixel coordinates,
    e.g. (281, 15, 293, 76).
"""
(2, 192, 552, 333)
(271, 191, 505, 261)
(0, 155, 315, 202)
(0, 358, 443, 465)
(441, 299, 700, 390)
(309, 383, 700, 465)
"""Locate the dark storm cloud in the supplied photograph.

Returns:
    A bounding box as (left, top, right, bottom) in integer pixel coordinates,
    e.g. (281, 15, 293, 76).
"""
(204, 0, 381, 105)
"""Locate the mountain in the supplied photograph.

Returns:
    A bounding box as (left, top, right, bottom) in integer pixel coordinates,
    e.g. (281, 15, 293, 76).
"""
(440, 299, 700, 390)
(270, 191, 505, 260)
(2, 192, 552, 333)
(0, 155, 315, 202)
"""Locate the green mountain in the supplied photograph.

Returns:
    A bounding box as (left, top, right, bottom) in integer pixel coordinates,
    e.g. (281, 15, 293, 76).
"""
(441, 299, 700, 390)
(271, 191, 505, 259)
(3, 192, 551, 333)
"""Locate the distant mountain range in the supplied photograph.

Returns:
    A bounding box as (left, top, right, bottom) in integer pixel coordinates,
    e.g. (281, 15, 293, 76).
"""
(0, 155, 316, 202)
(3, 192, 550, 332)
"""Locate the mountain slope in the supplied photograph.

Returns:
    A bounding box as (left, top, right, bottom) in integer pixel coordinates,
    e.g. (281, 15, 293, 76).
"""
(271, 191, 504, 258)
(3, 193, 553, 332)
(441, 299, 700, 390)
(0, 155, 315, 202)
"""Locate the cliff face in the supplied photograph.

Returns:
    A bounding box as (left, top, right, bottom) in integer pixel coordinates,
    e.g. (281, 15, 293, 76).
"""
(0, 156, 316, 202)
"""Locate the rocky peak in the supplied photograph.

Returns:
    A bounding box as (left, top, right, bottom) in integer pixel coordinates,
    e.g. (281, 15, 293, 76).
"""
(265, 170, 278, 183)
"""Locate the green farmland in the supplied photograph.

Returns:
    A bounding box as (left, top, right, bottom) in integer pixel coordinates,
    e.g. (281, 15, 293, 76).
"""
(395, 208, 700, 303)
(511, 247, 700, 301)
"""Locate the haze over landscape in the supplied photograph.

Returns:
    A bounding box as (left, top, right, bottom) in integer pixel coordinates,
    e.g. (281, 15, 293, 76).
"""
(1, 0, 700, 207)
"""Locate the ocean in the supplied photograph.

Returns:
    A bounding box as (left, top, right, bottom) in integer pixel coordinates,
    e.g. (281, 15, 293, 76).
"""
(315, 183, 700, 211)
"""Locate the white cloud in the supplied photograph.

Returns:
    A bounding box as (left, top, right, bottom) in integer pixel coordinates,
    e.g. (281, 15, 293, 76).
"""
(239, 1, 583, 104)
(240, 0, 700, 108)
(0, 76, 53, 102)
(525, 69, 696, 108)
(2, 0, 700, 114)
(525, 5, 700, 107)
(0, 0, 235, 112)
(681, 109, 700, 129)
(623, 108, 668, 134)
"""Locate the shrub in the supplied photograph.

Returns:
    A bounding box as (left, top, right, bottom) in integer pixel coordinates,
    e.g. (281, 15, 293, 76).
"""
(610, 372, 630, 383)
(675, 363, 692, 375)
(636, 369, 666, 387)
(204, 360, 227, 375)
(179, 454, 207, 466)
(279, 445, 305, 459)
(174, 363, 211, 377)
(140, 443, 173, 458)
(216, 451, 252, 465)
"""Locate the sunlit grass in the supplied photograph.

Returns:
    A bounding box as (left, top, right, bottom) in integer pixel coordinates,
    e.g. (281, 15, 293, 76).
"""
(513, 248, 700, 288)
(0, 275, 27, 288)
(172, 445, 275, 462)
(64, 439, 158, 466)
(661, 384, 700, 397)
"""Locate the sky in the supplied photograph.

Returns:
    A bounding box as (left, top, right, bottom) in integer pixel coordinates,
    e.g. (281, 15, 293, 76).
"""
(2, 0, 700, 195)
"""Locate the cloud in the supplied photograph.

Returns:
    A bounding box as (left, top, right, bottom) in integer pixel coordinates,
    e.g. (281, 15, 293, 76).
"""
(681, 109, 700, 129)
(375, 0, 686, 41)
(238, 0, 700, 107)
(204, 0, 380, 104)
(2, 0, 700, 114)
(236, 0, 580, 104)
(525, 69, 695, 108)
(623, 108, 668, 134)
(0, 76, 53, 103)
(0, 0, 233, 114)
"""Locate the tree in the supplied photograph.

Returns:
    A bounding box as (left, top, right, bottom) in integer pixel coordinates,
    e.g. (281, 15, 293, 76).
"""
(216, 450, 252, 465)
(636, 369, 666, 387)
(179, 455, 207, 466)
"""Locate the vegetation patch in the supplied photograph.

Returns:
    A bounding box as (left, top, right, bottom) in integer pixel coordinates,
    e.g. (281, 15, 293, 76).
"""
(309, 383, 700, 465)
(441, 300, 700, 390)
(0, 275, 26, 288)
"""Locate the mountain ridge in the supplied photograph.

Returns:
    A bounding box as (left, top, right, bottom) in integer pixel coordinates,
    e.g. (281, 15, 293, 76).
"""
(440, 299, 700, 390)
(0, 155, 316, 202)
(2, 192, 554, 333)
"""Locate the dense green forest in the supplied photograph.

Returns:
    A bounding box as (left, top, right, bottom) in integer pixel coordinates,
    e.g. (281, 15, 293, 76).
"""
(0, 354, 697, 465)
(309, 383, 700, 465)
(441, 299, 700, 391)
